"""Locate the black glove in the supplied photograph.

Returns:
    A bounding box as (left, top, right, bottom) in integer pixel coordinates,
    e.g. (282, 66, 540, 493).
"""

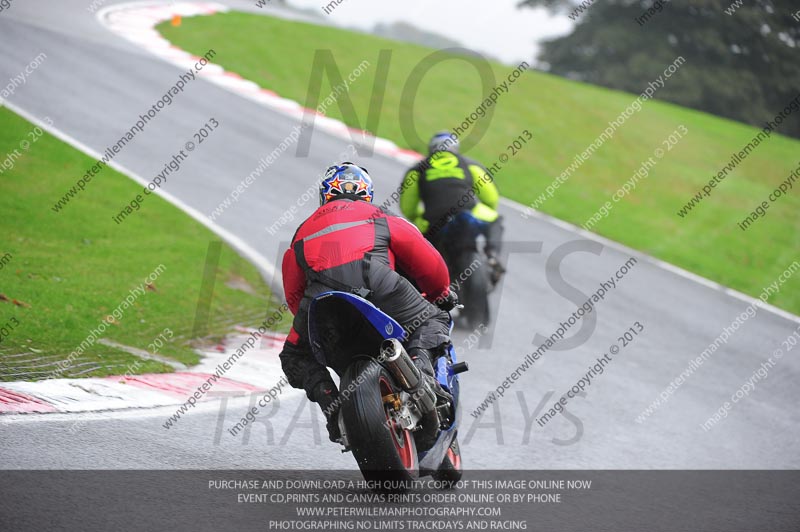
(436, 290, 459, 312)
(312, 383, 341, 442)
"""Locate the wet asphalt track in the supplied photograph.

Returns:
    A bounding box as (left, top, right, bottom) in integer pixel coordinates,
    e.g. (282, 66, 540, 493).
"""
(1, 0, 799, 474)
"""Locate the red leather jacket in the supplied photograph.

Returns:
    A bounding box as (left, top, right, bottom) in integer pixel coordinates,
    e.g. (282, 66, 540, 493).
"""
(282, 198, 450, 315)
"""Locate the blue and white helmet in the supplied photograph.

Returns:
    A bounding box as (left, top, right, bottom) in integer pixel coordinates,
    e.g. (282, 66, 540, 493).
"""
(319, 162, 374, 206)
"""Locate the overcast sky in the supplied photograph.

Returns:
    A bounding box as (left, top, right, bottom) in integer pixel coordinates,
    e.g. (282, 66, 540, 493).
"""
(287, 0, 573, 65)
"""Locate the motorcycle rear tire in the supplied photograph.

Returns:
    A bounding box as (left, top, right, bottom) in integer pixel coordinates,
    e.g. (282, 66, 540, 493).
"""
(455, 251, 490, 330)
(340, 358, 419, 484)
(432, 435, 463, 485)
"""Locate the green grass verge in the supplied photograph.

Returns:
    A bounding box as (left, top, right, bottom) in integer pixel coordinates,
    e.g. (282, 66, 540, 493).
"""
(159, 12, 800, 315)
(0, 107, 284, 381)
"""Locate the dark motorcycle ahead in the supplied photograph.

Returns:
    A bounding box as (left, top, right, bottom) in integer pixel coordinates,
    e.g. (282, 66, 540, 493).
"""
(434, 211, 493, 330)
(308, 291, 468, 485)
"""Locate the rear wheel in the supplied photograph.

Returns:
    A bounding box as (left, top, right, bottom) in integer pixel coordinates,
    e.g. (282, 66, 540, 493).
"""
(432, 436, 463, 486)
(340, 358, 418, 483)
(454, 251, 490, 330)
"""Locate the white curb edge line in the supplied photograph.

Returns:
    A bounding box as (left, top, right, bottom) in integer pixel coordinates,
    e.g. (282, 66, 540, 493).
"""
(499, 198, 800, 325)
(2, 100, 279, 284)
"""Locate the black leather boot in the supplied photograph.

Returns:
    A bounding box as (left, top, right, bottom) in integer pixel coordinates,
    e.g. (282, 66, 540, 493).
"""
(408, 348, 454, 451)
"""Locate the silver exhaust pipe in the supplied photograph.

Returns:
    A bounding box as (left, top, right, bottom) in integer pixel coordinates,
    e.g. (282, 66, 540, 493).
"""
(380, 338, 436, 413)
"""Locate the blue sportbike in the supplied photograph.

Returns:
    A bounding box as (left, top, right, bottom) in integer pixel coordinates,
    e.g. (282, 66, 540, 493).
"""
(308, 291, 468, 484)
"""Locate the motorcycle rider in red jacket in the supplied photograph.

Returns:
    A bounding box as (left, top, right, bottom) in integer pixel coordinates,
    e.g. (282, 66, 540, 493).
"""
(278, 162, 458, 445)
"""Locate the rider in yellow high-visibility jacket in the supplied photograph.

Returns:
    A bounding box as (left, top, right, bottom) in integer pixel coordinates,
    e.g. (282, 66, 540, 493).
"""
(400, 131, 505, 284)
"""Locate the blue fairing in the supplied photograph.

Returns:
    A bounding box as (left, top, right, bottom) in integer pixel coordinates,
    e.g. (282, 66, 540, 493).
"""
(308, 291, 405, 345)
(440, 210, 488, 239)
